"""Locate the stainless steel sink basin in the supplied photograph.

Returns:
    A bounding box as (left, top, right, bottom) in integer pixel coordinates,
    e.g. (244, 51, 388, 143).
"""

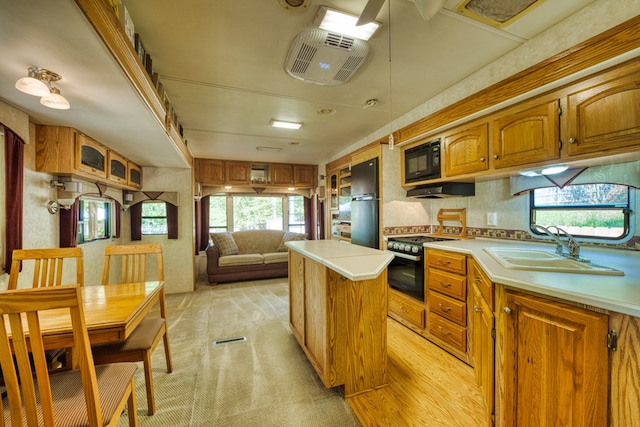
(484, 247, 624, 276)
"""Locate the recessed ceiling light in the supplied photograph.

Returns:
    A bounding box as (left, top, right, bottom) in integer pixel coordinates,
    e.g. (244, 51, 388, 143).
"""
(256, 146, 283, 152)
(270, 119, 303, 129)
(313, 6, 381, 41)
(317, 108, 336, 115)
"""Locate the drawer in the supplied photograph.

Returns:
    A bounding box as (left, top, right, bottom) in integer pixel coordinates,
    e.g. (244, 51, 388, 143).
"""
(389, 291, 425, 328)
(427, 250, 466, 274)
(428, 313, 467, 353)
(428, 290, 467, 326)
(469, 259, 494, 310)
(427, 268, 466, 300)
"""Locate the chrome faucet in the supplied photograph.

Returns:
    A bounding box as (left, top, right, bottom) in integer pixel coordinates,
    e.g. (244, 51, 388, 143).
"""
(533, 225, 583, 261)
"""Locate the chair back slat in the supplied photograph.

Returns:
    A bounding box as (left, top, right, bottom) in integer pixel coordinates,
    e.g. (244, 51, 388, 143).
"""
(0, 286, 102, 426)
(103, 244, 164, 285)
(9, 248, 84, 290)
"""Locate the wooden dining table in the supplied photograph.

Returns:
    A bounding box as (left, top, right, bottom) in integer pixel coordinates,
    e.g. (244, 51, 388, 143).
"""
(30, 281, 165, 352)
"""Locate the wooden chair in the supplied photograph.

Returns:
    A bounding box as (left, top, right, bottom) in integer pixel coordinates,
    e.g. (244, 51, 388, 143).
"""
(0, 285, 138, 426)
(8, 247, 84, 371)
(92, 244, 173, 415)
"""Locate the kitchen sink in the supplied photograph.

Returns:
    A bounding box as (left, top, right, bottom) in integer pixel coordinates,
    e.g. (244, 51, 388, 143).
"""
(484, 247, 624, 276)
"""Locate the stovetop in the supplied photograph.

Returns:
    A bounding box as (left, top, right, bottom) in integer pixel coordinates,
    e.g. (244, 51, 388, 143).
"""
(386, 235, 450, 255)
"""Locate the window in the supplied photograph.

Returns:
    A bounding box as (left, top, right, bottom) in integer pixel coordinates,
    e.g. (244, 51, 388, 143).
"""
(78, 197, 112, 244)
(529, 183, 633, 242)
(141, 201, 168, 235)
(208, 194, 305, 233)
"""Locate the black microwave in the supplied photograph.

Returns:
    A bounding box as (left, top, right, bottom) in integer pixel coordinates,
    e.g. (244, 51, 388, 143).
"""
(404, 138, 441, 183)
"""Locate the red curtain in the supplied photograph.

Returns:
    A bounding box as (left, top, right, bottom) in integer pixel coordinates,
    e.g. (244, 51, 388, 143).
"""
(130, 202, 142, 241)
(3, 125, 24, 271)
(114, 200, 121, 238)
(304, 196, 312, 239)
(199, 196, 210, 251)
(167, 202, 178, 239)
(59, 200, 79, 248)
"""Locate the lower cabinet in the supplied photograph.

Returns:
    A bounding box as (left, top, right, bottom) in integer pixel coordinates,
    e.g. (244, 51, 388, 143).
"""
(388, 288, 425, 329)
(497, 287, 609, 427)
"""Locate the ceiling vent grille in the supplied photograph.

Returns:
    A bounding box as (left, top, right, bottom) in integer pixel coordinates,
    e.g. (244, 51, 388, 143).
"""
(284, 29, 369, 85)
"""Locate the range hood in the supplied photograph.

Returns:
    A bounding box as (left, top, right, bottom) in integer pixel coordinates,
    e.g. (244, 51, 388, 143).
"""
(406, 182, 475, 198)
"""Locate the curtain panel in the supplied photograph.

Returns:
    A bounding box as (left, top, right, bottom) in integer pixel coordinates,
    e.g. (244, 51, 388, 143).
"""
(3, 125, 24, 271)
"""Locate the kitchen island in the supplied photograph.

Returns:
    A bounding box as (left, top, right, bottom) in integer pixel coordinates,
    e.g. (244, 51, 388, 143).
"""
(285, 240, 394, 396)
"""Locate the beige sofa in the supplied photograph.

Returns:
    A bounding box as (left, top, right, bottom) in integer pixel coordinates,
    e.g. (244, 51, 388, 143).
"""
(206, 229, 306, 285)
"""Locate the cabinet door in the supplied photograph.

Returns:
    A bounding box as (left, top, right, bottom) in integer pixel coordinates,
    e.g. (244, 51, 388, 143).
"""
(127, 161, 142, 189)
(107, 151, 128, 185)
(293, 164, 315, 187)
(566, 70, 640, 156)
(271, 163, 293, 185)
(502, 291, 608, 427)
(288, 251, 305, 344)
(75, 133, 107, 178)
(444, 123, 489, 176)
(472, 284, 494, 427)
(492, 99, 560, 169)
(225, 161, 251, 185)
(196, 159, 225, 185)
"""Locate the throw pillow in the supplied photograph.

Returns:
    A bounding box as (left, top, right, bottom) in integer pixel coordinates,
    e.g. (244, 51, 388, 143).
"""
(210, 232, 239, 256)
(277, 231, 307, 252)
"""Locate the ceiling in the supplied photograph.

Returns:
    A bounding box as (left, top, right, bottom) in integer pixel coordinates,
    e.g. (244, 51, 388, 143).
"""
(0, 0, 600, 169)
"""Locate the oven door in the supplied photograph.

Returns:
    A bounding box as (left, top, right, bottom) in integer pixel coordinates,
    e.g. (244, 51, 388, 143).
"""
(387, 252, 424, 302)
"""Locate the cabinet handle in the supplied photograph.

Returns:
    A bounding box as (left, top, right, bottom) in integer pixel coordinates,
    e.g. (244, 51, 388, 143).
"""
(438, 303, 452, 312)
(474, 277, 483, 284)
(479, 157, 486, 162)
(400, 306, 409, 313)
(569, 137, 578, 144)
(493, 154, 499, 159)
(503, 307, 512, 314)
(437, 259, 451, 265)
(438, 280, 452, 288)
(474, 306, 482, 313)
(437, 326, 452, 336)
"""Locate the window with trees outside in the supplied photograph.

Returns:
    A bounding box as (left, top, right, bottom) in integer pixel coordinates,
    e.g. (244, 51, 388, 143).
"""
(209, 195, 305, 233)
(78, 197, 112, 244)
(529, 183, 633, 242)
(142, 201, 168, 235)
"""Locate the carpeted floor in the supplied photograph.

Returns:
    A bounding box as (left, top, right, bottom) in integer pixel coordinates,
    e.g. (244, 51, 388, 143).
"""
(117, 277, 360, 427)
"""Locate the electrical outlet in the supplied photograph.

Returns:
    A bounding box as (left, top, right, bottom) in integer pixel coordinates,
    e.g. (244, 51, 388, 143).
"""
(487, 212, 498, 227)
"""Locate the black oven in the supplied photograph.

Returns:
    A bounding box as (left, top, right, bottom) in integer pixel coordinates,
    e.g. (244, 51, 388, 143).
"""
(386, 235, 448, 302)
(404, 138, 441, 183)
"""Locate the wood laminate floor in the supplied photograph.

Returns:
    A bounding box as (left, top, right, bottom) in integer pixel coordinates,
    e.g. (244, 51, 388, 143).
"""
(347, 318, 487, 427)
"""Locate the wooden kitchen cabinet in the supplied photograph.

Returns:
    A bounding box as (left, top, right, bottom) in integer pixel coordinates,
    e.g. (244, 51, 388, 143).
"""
(293, 164, 316, 187)
(492, 99, 560, 169)
(196, 158, 225, 185)
(127, 161, 142, 189)
(271, 163, 293, 185)
(75, 132, 108, 179)
(225, 161, 251, 185)
(426, 249, 469, 362)
(288, 250, 305, 345)
(388, 288, 426, 330)
(566, 68, 640, 156)
(443, 122, 489, 177)
(498, 289, 608, 427)
(107, 150, 128, 185)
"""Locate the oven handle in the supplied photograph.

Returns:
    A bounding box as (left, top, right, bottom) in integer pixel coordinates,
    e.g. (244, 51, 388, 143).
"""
(385, 250, 421, 262)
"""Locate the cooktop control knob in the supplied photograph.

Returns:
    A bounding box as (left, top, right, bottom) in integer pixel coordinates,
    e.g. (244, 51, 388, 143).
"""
(411, 246, 419, 254)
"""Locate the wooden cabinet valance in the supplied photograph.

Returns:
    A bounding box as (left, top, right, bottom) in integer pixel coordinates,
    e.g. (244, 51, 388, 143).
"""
(36, 125, 142, 190)
(195, 158, 316, 188)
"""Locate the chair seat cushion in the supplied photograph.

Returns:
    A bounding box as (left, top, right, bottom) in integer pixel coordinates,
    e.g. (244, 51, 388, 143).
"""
(3, 363, 137, 427)
(93, 317, 165, 354)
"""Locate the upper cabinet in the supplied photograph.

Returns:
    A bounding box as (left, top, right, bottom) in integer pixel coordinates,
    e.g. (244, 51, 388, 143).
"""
(444, 123, 489, 177)
(36, 125, 142, 190)
(225, 161, 251, 185)
(195, 159, 225, 185)
(566, 68, 640, 156)
(293, 164, 316, 187)
(271, 163, 294, 185)
(491, 99, 560, 169)
(195, 158, 316, 188)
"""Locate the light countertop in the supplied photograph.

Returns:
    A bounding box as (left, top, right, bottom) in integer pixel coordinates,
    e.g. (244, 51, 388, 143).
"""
(286, 240, 394, 281)
(423, 238, 640, 317)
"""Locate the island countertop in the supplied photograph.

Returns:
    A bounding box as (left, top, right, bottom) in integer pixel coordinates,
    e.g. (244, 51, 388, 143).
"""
(285, 240, 394, 281)
(423, 238, 640, 317)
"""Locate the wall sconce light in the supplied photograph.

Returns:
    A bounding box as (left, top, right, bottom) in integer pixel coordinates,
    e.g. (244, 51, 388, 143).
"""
(15, 67, 70, 110)
(122, 191, 134, 211)
(47, 180, 81, 214)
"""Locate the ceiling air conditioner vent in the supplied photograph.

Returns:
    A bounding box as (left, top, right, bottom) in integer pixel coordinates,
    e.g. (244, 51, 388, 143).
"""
(284, 28, 369, 85)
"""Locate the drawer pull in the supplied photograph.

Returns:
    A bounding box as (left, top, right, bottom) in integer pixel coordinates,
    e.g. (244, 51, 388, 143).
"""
(438, 280, 452, 288)
(438, 303, 452, 312)
(474, 277, 483, 283)
(400, 306, 409, 313)
(437, 326, 452, 336)
(437, 259, 451, 265)
(474, 306, 482, 313)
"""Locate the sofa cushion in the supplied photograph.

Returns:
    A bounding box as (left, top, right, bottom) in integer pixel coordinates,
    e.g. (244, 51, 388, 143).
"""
(232, 230, 286, 254)
(277, 231, 307, 252)
(219, 254, 264, 267)
(210, 232, 239, 256)
(263, 252, 288, 264)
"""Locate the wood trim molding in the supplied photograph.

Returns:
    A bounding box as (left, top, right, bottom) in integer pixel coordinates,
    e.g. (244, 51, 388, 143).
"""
(398, 15, 640, 143)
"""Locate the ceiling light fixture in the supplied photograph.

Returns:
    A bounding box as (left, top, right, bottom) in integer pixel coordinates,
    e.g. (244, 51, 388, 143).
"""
(256, 146, 283, 152)
(518, 164, 569, 177)
(313, 6, 381, 41)
(15, 66, 70, 110)
(270, 119, 302, 129)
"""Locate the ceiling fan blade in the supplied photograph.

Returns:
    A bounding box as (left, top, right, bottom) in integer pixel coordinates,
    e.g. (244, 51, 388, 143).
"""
(411, 0, 446, 21)
(356, 0, 386, 26)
